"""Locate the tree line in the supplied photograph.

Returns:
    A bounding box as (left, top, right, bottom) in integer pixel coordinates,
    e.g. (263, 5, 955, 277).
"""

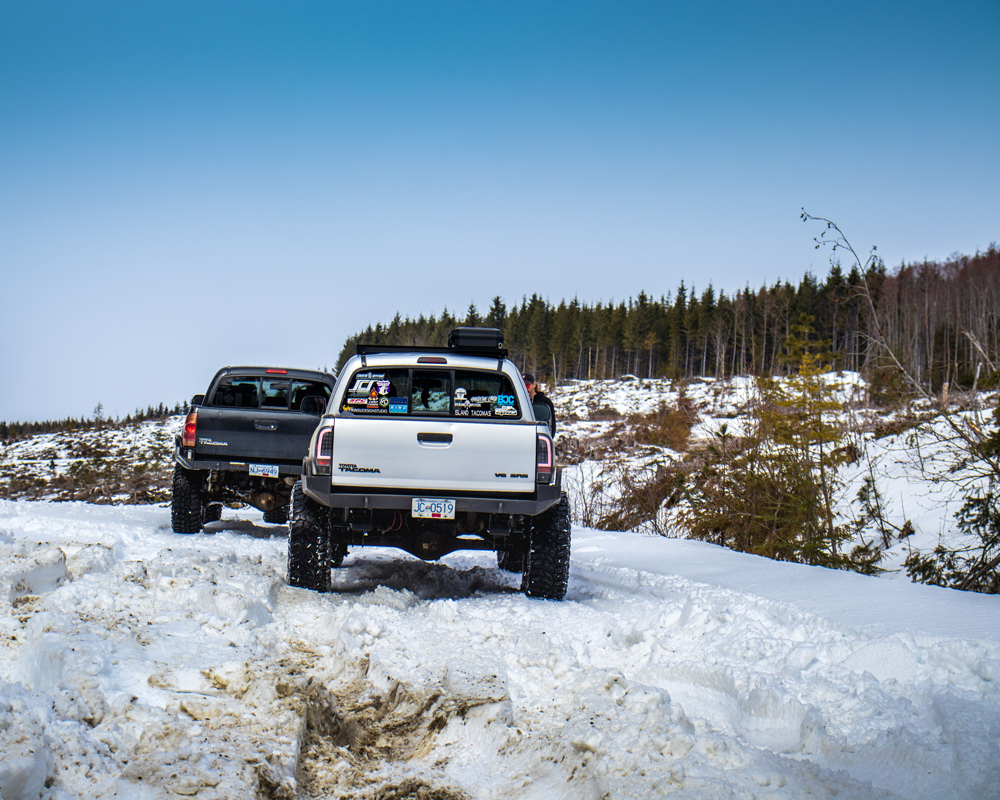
(337, 244, 1000, 393)
(1, 402, 186, 444)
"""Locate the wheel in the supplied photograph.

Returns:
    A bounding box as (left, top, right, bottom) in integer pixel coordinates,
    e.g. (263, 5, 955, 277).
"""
(171, 465, 204, 534)
(263, 504, 288, 525)
(521, 493, 572, 600)
(287, 481, 332, 592)
(497, 547, 525, 573)
(203, 504, 223, 523)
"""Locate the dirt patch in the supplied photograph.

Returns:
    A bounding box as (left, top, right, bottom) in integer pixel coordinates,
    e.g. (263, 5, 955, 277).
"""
(295, 672, 472, 799)
(369, 779, 471, 800)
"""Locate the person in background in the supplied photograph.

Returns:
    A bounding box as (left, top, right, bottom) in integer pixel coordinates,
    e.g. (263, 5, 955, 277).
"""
(523, 372, 556, 436)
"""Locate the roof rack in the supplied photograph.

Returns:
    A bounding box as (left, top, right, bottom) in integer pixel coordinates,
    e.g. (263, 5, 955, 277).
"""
(356, 327, 508, 362)
(355, 344, 509, 359)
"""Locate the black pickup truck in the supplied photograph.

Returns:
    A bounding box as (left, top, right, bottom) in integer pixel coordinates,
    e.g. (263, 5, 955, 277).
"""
(171, 366, 336, 533)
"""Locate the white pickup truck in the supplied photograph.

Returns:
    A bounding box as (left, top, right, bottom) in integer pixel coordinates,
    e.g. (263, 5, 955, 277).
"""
(288, 328, 571, 600)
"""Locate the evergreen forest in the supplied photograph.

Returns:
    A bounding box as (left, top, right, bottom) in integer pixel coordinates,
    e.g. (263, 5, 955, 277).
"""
(336, 245, 1000, 393)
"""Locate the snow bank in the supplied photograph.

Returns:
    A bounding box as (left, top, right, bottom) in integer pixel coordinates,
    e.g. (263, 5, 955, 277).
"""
(1, 500, 999, 798)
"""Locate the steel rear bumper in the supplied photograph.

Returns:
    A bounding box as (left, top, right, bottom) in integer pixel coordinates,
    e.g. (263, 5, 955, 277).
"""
(174, 449, 303, 476)
(301, 470, 563, 516)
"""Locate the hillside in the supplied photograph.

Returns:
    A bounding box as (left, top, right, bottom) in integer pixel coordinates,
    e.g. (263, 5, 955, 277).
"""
(0, 417, 180, 505)
(555, 374, 997, 583)
(1, 374, 996, 592)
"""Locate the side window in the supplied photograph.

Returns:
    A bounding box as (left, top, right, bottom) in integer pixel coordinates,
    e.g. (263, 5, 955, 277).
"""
(452, 371, 520, 419)
(211, 377, 260, 408)
(261, 379, 290, 408)
(341, 369, 410, 415)
(291, 380, 331, 414)
(410, 370, 451, 414)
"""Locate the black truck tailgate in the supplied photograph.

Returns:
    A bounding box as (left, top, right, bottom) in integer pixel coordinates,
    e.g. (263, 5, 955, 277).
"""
(193, 407, 320, 463)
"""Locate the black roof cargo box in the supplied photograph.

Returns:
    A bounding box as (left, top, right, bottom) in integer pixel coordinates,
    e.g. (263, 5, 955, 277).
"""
(448, 327, 504, 349)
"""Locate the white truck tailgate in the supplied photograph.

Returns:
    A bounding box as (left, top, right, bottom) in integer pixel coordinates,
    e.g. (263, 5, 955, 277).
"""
(331, 418, 537, 493)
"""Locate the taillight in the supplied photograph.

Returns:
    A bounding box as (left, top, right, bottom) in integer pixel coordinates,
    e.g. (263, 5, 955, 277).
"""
(536, 433, 553, 484)
(182, 409, 198, 448)
(314, 423, 334, 475)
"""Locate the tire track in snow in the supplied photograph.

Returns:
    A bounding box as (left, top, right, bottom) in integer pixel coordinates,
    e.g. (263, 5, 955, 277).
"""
(274, 554, 905, 799)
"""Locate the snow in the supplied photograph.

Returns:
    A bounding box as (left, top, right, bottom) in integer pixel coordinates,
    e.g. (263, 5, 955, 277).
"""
(555, 376, 998, 577)
(2, 499, 999, 799)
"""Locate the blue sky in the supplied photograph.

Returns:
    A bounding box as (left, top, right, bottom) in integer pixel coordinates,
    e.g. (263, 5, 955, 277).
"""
(2, 0, 998, 422)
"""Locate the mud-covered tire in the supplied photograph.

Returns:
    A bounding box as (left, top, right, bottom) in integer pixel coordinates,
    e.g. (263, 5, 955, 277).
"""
(497, 547, 525, 573)
(287, 481, 332, 592)
(263, 505, 288, 525)
(521, 493, 571, 600)
(171, 465, 204, 534)
(203, 503, 222, 523)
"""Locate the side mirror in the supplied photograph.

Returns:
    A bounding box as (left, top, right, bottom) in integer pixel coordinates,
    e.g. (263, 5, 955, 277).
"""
(191, 394, 205, 407)
(532, 402, 551, 423)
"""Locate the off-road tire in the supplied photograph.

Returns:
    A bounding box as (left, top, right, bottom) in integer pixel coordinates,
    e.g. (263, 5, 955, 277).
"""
(171, 465, 204, 534)
(263, 505, 288, 525)
(287, 481, 332, 592)
(521, 493, 572, 600)
(497, 547, 526, 573)
(203, 503, 222, 523)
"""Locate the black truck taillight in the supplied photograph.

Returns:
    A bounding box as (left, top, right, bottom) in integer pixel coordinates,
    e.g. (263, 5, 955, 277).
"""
(536, 432, 553, 484)
(314, 423, 334, 475)
(182, 409, 198, 448)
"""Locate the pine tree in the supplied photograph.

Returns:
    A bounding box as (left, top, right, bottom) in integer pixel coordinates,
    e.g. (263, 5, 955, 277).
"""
(680, 315, 878, 571)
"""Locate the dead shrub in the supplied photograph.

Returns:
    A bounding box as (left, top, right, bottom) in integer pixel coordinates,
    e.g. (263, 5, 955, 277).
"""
(628, 391, 699, 452)
(596, 459, 690, 535)
(588, 405, 622, 421)
(870, 411, 936, 440)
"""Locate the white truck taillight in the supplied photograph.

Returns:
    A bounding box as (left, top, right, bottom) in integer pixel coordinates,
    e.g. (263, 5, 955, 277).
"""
(314, 423, 335, 475)
(536, 432, 553, 484)
(182, 409, 198, 448)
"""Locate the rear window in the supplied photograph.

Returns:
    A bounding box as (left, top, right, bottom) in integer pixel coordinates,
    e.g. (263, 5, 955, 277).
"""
(211, 376, 330, 411)
(341, 368, 520, 419)
(211, 377, 260, 408)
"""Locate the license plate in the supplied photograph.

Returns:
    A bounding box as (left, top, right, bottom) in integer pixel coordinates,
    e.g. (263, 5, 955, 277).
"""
(249, 464, 279, 478)
(411, 498, 456, 519)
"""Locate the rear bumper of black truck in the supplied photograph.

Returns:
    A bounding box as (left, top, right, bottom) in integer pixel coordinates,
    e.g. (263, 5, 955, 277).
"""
(173, 447, 304, 477)
(301, 469, 563, 517)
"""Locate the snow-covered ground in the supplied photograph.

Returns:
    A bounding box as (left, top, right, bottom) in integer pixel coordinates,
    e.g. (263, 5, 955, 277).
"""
(554, 375, 995, 577)
(2, 500, 999, 799)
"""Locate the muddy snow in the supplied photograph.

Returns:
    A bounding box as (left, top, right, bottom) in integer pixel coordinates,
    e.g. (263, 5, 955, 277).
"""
(1, 499, 999, 799)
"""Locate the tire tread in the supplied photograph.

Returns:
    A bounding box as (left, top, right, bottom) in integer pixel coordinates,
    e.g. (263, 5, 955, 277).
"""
(287, 481, 332, 592)
(521, 493, 572, 600)
(171, 465, 203, 534)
